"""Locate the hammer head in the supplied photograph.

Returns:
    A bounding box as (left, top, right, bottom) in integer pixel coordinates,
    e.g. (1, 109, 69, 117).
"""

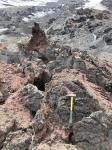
(66, 93, 76, 97)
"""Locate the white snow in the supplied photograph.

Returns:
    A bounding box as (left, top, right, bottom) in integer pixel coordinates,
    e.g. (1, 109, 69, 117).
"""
(22, 9, 54, 22)
(93, 33, 97, 40)
(32, 11, 47, 18)
(22, 17, 29, 22)
(32, 9, 54, 18)
(0, 0, 108, 10)
(85, 0, 107, 10)
(0, 0, 58, 8)
(0, 28, 8, 33)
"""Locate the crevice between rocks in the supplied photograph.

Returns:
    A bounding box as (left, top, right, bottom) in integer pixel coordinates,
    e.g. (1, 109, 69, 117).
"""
(33, 71, 51, 92)
(105, 83, 112, 93)
(68, 131, 74, 144)
(33, 76, 45, 92)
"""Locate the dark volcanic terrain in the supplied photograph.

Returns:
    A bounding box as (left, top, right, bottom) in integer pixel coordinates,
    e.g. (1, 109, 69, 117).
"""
(0, 0, 112, 150)
(102, 0, 112, 10)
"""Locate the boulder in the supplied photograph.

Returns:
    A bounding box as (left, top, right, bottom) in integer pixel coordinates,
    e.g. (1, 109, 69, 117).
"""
(71, 111, 112, 149)
(2, 130, 31, 150)
(46, 78, 100, 125)
(21, 84, 45, 113)
(103, 33, 112, 45)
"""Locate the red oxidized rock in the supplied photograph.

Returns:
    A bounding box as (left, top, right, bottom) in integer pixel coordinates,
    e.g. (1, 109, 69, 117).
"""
(27, 22, 48, 55)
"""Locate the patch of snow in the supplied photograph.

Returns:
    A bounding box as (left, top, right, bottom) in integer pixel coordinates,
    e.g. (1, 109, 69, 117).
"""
(33, 9, 54, 18)
(75, 7, 82, 10)
(33, 11, 47, 18)
(25, 9, 54, 21)
(93, 33, 97, 40)
(85, 0, 108, 10)
(0, 0, 58, 8)
(22, 17, 29, 22)
(0, 28, 8, 33)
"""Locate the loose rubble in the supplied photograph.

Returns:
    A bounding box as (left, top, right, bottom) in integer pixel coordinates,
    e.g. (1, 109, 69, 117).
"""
(0, 1, 112, 150)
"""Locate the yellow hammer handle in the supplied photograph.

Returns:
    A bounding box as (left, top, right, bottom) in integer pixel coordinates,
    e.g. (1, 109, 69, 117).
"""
(70, 96, 74, 111)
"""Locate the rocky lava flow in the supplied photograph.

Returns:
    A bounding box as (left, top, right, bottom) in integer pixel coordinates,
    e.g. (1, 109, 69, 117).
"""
(102, 0, 112, 10)
(0, 7, 112, 150)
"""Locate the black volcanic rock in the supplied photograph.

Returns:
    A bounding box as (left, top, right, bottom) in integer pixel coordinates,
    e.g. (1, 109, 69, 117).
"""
(101, 0, 112, 10)
(0, 1, 112, 150)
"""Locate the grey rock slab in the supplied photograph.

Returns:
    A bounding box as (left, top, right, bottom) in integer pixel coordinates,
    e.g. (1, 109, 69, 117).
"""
(21, 84, 45, 112)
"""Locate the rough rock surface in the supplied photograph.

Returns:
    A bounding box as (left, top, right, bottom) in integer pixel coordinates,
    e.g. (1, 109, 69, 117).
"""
(2, 130, 31, 150)
(21, 84, 45, 113)
(27, 22, 48, 56)
(102, 0, 112, 10)
(0, 3, 112, 150)
(32, 143, 79, 150)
